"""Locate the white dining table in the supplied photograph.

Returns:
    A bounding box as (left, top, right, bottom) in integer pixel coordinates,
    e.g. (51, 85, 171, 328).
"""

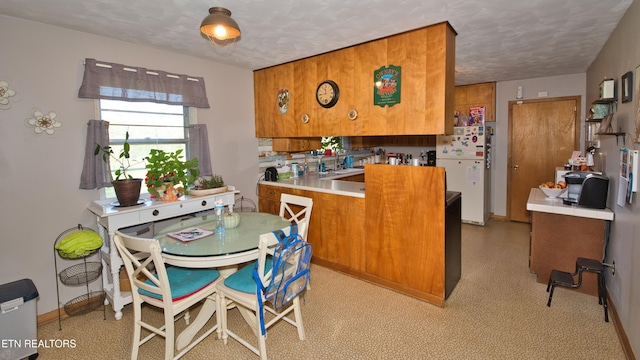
(155, 212, 292, 350)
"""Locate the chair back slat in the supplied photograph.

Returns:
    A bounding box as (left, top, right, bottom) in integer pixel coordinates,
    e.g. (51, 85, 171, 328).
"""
(114, 232, 172, 304)
(279, 194, 313, 239)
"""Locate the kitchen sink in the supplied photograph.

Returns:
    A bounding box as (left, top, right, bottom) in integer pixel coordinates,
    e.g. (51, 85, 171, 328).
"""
(334, 168, 364, 175)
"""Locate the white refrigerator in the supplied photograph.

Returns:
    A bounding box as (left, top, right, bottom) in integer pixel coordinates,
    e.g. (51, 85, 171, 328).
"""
(436, 125, 491, 225)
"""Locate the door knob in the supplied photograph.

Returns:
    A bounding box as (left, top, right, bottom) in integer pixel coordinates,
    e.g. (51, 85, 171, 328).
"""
(513, 165, 519, 170)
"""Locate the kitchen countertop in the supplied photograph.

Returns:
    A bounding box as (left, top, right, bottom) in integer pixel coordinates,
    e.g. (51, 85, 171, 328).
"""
(259, 169, 366, 198)
(526, 188, 614, 221)
(260, 168, 461, 203)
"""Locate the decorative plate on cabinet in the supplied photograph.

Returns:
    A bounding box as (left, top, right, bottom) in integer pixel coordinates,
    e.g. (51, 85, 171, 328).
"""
(277, 88, 290, 114)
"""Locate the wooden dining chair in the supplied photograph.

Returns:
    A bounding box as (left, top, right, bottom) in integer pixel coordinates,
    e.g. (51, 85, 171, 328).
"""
(279, 194, 313, 240)
(113, 230, 222, 360)
(216, 221, 310, 360)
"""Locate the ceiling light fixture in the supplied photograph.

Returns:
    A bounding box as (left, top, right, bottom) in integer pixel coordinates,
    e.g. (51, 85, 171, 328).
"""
(200, 7, 241, 48)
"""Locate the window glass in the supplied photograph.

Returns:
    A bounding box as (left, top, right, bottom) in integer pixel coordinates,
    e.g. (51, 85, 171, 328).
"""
(98, 99, 190, 198)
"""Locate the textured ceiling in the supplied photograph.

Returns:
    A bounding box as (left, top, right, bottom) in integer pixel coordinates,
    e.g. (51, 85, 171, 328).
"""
(0, 0, 632, 85)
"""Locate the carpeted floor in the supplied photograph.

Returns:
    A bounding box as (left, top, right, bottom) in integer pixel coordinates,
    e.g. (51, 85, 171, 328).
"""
(36, 220, 624, 359)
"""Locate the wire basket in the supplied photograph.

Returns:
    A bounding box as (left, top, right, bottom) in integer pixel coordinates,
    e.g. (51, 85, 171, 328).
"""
(54, 224, 102, 259)
(234, 195, 257, 212)
(58, 262, 102, 286)
(64, 290, 106, 316)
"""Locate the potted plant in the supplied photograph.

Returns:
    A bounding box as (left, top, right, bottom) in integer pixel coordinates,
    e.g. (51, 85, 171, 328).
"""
(321, 136, 343, 155)
(144, 149, 200, 201)
(190, 174, 228, 197)
(94, 131, 143, 206)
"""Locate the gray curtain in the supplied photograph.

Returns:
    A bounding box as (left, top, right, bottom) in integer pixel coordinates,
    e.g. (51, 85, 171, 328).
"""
(80, 120, 113, 189)
(188, 124, 213, 176)
(78, 58, 210, 108)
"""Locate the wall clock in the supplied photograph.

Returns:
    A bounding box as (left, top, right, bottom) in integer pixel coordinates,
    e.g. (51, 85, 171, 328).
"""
(316, 80, 339, 108)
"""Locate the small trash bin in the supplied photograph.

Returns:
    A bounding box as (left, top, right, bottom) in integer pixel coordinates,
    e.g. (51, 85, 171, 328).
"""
(0, 278, 39, 360)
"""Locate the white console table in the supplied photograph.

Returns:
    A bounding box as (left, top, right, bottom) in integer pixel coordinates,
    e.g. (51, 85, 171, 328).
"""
(87, 190, 236, 319)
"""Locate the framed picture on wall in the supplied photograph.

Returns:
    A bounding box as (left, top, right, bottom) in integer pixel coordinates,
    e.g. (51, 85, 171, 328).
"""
(598, 113, 613, 134)
(622, 71, 632, 103)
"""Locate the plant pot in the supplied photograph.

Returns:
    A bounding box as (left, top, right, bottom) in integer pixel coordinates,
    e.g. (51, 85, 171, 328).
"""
(157, 181, 183, 202)
(112, 179, 142, 206)
(189, 186, 228, 197)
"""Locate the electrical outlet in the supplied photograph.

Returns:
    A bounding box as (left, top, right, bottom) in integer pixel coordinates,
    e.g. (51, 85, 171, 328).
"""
(612, 260, 615, 276)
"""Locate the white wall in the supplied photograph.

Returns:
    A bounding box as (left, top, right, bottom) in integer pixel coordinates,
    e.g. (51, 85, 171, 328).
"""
(493, 74, 586, 216)
(0, 15, 256, 315)
(587, 1, 640, 355)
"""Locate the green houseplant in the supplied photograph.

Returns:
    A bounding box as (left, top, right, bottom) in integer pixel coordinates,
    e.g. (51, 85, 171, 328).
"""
(321, 136, 343, 153)
(190, 174, 228, 197)
(193, 174, 225, 190)
(144, 149, 200, 200)
(94, 131, 143, 206)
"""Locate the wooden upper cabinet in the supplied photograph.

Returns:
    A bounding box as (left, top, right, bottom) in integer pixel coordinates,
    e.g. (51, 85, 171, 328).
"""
(254, 62, 295, 138)
(271, 137, 321, 152)
(454, 82, 496, 123)
(254, 21, 456, 138)
(365, 22, 456, 136)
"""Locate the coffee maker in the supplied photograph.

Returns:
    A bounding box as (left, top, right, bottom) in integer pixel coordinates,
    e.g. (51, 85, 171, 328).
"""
(563, 172, 609, 209)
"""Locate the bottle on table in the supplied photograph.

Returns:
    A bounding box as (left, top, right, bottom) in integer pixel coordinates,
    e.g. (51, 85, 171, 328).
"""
(214, 203, 226, 234)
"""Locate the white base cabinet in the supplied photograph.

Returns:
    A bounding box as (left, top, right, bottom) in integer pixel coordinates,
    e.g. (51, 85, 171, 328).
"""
(87, 192, 236, 319)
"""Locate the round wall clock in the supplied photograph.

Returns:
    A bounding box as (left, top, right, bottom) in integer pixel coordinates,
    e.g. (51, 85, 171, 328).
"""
(316, 80, 339, 108)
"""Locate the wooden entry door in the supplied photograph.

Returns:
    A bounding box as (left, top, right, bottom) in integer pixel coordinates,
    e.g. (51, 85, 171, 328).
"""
(507, 97, 580, 222)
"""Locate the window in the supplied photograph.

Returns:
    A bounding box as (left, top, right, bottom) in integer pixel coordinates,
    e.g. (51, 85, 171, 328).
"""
(98, 99, 192, 198)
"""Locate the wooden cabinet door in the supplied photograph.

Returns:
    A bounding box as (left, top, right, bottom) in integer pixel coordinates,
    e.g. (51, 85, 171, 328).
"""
(271, 63, 296, 137)
(254, 68, 273, 137)
(293, 57, 318, 137)
(454, 82, 496, 123)
(254, 64, 295, 137)
(315, 49, 353, 136)
(271, 137, 321, 152)
(425, 23, 456, 135)
(257, 184, 282, 214)
(384, 28, 428, 135)
(352, 40, 387, 136)
(467, 82, 496, 122)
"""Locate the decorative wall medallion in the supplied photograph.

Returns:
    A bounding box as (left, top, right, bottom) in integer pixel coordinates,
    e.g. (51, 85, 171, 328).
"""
(277, 88, 290, 114)
(0, 80, 17, 110)
(26, 110, 62, 135)
(348, 108, 358, 121)
(374, 65, 401, 108)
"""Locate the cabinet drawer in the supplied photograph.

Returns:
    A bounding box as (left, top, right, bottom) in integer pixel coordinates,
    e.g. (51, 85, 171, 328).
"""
(258, 184, 283, 201)
(139, 194, 234, 223)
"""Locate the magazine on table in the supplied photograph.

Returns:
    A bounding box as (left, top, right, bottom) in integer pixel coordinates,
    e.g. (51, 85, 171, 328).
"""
(167, 227, 213, 242)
